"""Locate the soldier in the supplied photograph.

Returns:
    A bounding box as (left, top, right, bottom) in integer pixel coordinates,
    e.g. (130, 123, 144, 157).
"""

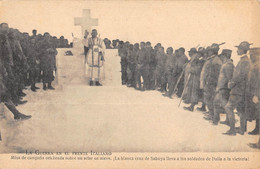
(39, 32, 57, 90)
(182, 47, 197, 103)
(135, 42, 149, 90)
(174, 48, 189, 97)
(118, 41, 128, 85)
(8, 29, 28, 105)
(197, 46, 211, 112)
(0, 60, 31, 120)
(32, 29, 37, 38)
(82, 30, 89, 60)
(0, 23, 31, 120)
(224, 41, 252, 135)
(212, 49, 234, 125)
(154, 46, 167, 92)
(145, 41, 154, 90)
(162, 47, 176, 98)
(28, 38, 40, 91)
(245, 47, 260, 135)
(126, 44, 136, 87)
(164, 47, 188, 98)
(200, 43, 223, 120)
(112, 40, 118, 49)
(183, 47, 205, 111)
(20, 32, 31, 86)
(148, 44, 157, 90)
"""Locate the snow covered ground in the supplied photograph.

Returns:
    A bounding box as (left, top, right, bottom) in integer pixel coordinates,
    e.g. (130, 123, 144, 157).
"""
(0, 48, 259, 153)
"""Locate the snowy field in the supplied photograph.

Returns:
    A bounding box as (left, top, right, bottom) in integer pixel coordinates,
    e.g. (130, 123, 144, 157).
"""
(0, 48, 259, 153)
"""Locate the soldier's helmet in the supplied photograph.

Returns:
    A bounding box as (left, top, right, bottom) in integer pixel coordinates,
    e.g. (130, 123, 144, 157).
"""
(235, 41, 253, 51)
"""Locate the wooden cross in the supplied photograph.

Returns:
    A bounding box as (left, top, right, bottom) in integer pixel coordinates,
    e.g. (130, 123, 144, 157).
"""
(74, 9, 98, 36)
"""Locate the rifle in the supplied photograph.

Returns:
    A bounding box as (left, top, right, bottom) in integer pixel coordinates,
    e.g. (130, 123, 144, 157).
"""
(172, 70, 184, 96)
(178, 73, 191, 107)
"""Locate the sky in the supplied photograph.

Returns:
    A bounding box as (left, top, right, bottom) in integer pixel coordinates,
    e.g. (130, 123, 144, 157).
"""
(1, 0, 259, 60)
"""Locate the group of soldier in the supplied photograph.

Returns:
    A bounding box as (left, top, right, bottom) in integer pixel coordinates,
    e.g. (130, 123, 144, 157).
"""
(117, 39, 259, 143)
(0, 22, 69, 122)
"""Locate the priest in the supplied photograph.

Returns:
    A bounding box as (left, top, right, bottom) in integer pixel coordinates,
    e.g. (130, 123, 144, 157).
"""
(85, 29, 105, 86)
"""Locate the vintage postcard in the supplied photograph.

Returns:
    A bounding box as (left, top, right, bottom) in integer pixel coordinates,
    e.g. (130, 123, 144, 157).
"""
(0, 0, 259, 168)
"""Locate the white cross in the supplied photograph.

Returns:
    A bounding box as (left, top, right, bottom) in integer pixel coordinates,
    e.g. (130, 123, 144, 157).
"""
(74, 9, 98, 36)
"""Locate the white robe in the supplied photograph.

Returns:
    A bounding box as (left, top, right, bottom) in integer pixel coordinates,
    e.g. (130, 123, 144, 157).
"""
(85, 37, 105, 81)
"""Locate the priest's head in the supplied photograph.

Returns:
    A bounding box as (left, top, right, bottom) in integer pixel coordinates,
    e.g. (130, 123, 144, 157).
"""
(91, 29, 97, 38)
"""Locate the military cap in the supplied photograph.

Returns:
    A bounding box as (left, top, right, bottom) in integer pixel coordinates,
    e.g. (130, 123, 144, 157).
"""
(188, 48, 197, 53)
(221, 49, 232, 56)
(198, 47, 205, 52)
(249, 47, 260, 56)
(235, 41, 253, 51)
(211, 43, 220, 50)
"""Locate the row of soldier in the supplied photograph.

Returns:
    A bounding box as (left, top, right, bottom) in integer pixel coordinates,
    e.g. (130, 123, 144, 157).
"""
(0, 23, 69, 121)
(118, 40, 259, 139)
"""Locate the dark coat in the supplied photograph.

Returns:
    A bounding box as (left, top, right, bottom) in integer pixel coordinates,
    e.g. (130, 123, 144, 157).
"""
(136, 48, 149, 70)
(200, 55, 222, 92)
(183, 54, 205, 104)
(0, 33, 14, 66)
(216, 59, 234, 91)
(174, 54, 188, 77)
(229, 55, 250, 96)
(245, 61, 260, 120)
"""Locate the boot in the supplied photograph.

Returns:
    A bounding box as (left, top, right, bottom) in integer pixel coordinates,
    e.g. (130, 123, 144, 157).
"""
(48, 85, 55, 90)
(31, 85, 36, 92)
(196, 104, 206, 112)
(162, 92, 172, 99)
(89, 81, 94, 86)
(223, 128, 236, 136)
(18, 91, 26, 97)
(43, 84, 47, 90)
(248, 120, 259, 135)
(17, 100, 27, 105)
(220, 119, 230, 126)
(96, 81, 102, 86)
(14, 113, 32, 121)
(183, 103, 195, 112)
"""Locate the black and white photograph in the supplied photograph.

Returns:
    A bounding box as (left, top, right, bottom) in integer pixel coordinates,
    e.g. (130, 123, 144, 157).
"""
(0, 0, 259, 168)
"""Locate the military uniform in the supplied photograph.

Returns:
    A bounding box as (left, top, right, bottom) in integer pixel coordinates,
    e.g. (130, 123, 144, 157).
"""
(136, 48, 149, 90)
(245, 48, 260, 135)
(27, 39, 39, 91)
(164, 51, 176, 96)
(118, 44, 128, 85)
(146, 46, 155, 89)
(154, 49, 167, 91)
(201, 54, 222, 114)
(183, 53, 204, 108)
(224, 41, 252, 135)
(126, 47, 136, 87)
(173, 52, 188, 97)
(213, 51, 234, 124)
(38, 37, 57, 89)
